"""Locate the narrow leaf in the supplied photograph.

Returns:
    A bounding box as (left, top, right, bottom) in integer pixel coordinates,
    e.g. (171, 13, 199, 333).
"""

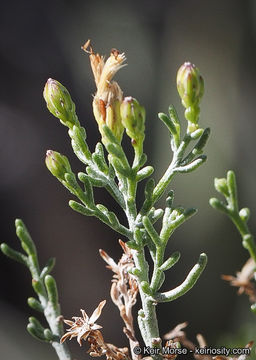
(0, 243, 28, 266)
(45, 275, 58, 305)
(143, 216, 161, 247)
(136, 166, 154, 182)
(27, 297, 44, 313)
(40, 257, 56, 279)
(15, 219, 36, 256)
(69, 200, 94, 216)
(160, 252, 181, 271)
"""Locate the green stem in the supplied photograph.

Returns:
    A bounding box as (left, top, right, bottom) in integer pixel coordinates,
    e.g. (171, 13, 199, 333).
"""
(131, 248, 162, 360)
(125, 173, 162, 358)
(151, 164, 176, 206)
(31, 266, 71, 360)
(151, 134, 191, 206)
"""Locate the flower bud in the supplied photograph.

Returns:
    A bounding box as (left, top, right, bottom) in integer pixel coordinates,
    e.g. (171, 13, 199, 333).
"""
(43, 78, 77, 128)
(45, 150, 71, 180)
(176, 62, 204, 132)
(120, 96, 145, 148)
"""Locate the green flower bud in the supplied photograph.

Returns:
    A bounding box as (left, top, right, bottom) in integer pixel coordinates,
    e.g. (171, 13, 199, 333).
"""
(176, 62, 204, 132)
(45, 150, 71, 180)
(120, 96, 145, 149)
(43, 78, 78, 128)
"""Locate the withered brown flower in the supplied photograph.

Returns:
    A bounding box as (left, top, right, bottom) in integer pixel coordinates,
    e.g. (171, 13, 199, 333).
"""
(222, 258, 256, 302)
(100, 240, 140, 359)
(60, 300, 106, 345)
(82, 40, 126, 143)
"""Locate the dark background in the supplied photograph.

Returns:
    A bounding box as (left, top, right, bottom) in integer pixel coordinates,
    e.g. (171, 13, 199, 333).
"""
(1, 0, 256, 358)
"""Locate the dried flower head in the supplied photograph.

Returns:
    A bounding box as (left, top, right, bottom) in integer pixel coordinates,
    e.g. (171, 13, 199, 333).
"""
(164, 323, 253, 360)
(60, 298, 130, 360)
(222, 258, 256, 302)
(87, 332, 130, 360)
(82, 40, 126, 143)
(100, 240, 139, 357)
(60, 300, 106, 345)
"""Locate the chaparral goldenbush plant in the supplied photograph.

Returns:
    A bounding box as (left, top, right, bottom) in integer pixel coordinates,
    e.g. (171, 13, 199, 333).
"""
(1, 40, 256, 360)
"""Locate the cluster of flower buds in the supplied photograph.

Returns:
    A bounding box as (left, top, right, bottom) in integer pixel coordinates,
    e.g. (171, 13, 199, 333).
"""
(176, 62, 204, 132)
(43, 78, 78, 129)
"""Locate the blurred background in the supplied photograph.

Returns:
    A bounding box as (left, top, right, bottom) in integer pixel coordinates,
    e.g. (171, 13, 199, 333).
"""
(1, 0, 256, 358)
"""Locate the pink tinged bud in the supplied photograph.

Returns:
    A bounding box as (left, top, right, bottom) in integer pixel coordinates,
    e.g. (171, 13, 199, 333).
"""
(45, 150, 71, 180)
(43, 78, 77, 128)
(176, 62, 204, 131)
(177, 62, 204, 109)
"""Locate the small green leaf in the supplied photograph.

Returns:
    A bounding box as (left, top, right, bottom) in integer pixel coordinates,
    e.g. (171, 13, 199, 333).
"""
(143, 216, 161, 247)
(136, 166, 154, 182)
(27, 317, 46, 341)
(32, 279, 45, 296)
(126, 240, 140, 250)
(134, 227, 144, 246)
(64, 172, 79, 189)
(159, 252, 181, 271)
(158, 112, 177, 135)
(15, 219, 36, 256)
(141, 281, 153, 295)
(166, 191, 174, 208)
(44, 328, 54, 341)
(102, 124, 119, 144)
(189, 128, 204, 139)
(140, 178, 155, 214)
(107, 143, 125, 159)
(69, 200, 94, 216)
(96, 204, 108, 214)
(148, 208, 164, 224)
(83, 168, 105, 187)
(176, 155, 207, 173)
(0, 243, 28, 266)
(112, 158, 131, 177)
(27, 297, 44, 313)
(107, 212, 120, 227)
(209, 198, 229, 214)
(157, 272, 165, 290)
(138, 153, 147, 168)
(92, 152, 108, 174)
(27, 323, 46, 342)
(154, 253, 207, 303)
(239, 208, 250, 222)
(40, 257, 56, 279)
(214, 178, 229, 197)
(45, 275, 58, 305)
(193, 128, 210, 152)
